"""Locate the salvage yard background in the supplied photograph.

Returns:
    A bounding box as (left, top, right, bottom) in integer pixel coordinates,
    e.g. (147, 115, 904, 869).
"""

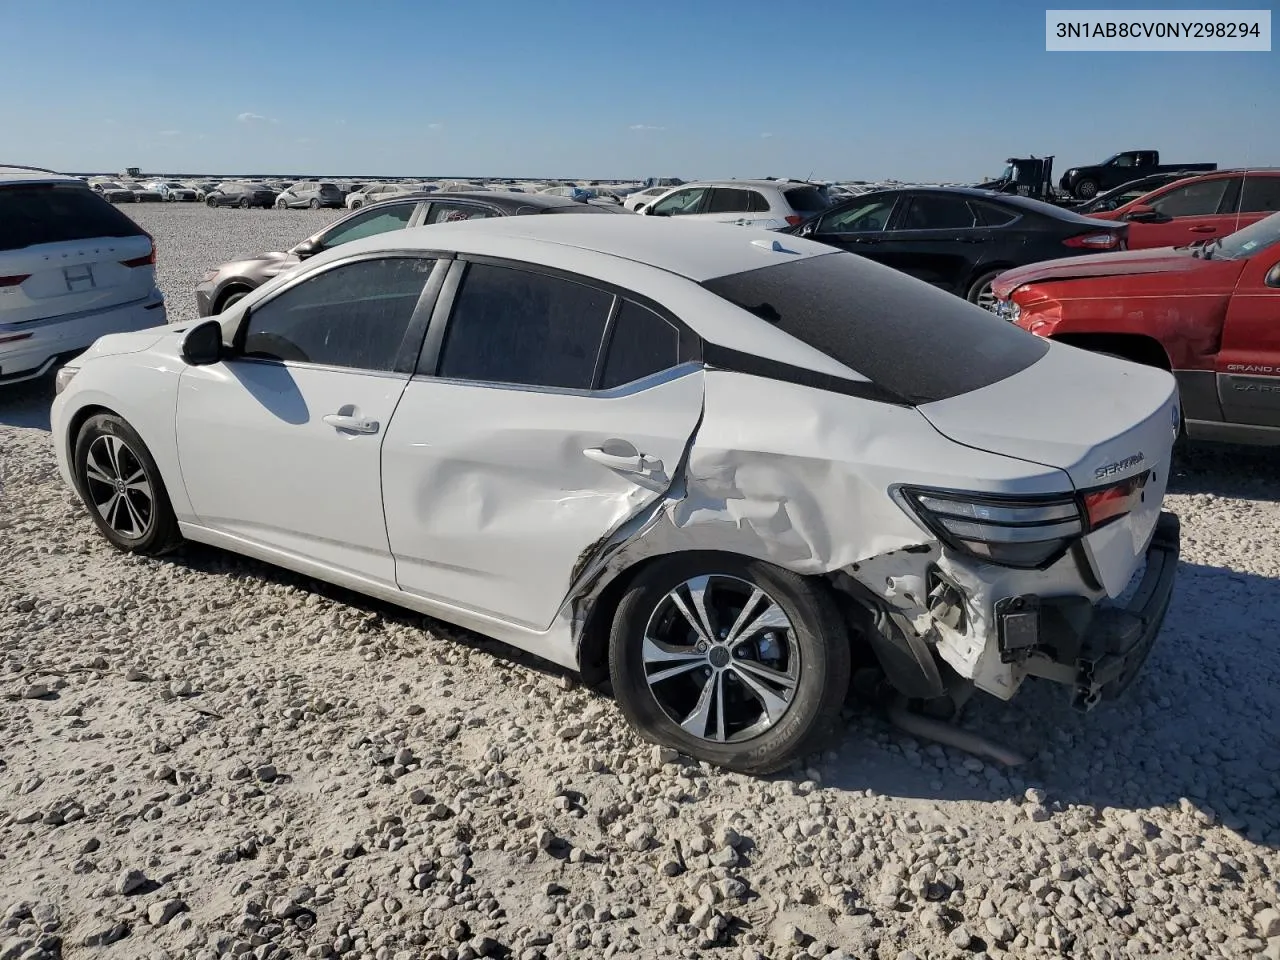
(2, 205, 1280, 960)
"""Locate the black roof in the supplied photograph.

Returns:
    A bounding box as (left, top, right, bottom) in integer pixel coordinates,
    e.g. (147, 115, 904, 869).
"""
(833, 185, 1111, 225)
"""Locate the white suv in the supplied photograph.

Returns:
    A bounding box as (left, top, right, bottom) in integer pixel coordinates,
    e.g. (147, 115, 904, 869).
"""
(636, 179, 831, 230)
(0, 166, 165, 386)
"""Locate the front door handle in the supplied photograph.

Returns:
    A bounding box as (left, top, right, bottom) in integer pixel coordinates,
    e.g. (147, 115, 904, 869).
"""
(1189, 225, 1218, 233)
(583, 447, 663, 475)
(323, 414, 380, 434)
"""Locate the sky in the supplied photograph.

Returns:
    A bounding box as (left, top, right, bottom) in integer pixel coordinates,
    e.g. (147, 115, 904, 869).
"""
(1, 0, 1275, 182)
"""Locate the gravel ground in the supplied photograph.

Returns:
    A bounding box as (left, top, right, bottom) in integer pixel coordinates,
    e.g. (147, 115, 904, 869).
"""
(2, 205, 1280, 960)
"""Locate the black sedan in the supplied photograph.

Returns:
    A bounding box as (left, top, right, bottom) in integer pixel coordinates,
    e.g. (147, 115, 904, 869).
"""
(788, 187, 1128, 310)
(205, 181, 279, 209)
(195, 191, 627, 316)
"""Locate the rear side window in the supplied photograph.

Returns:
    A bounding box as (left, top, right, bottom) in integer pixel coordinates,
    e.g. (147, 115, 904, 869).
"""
(242, 257, 433, 371)
(600, 301, 681, 388)
(1240, 176, 1280, 214)
(707, 189, 753, 214)
(972, 200, 1017, 226)
(899, 195, 978, 230)
(701, 252, 1048, 404)
(425, 202, 495, 224)
(438, 264, 613, 390)
(783, 186, 830, 213)
(0, 183, 145, 252)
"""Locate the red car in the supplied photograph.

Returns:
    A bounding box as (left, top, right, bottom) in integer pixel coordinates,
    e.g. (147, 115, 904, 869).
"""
(992, 212, 1280, 445)
(1089, 170, 1280, 250)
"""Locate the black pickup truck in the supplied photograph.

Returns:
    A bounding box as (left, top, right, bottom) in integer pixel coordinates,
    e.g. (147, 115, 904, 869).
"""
(1058, 150, 1216, 201)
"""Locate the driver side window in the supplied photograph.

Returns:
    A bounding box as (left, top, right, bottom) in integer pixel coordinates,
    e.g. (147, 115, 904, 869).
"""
(241, 257, 435, 371)
(818, 198, 896, 233)
(318, 202, 417, 248)
(650, 187, 708, 216)
(1148, 179, 1231, 218)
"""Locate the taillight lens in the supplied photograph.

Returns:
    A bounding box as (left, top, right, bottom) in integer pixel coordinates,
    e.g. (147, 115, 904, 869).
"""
(1082, 471, 1149, 530)
(903, 489, 1084, 569)
(121, 240, 156, 268)
(0, 274, 30, 287)
(1063, 232, 1121, 250)
(785, 215, 804, 227)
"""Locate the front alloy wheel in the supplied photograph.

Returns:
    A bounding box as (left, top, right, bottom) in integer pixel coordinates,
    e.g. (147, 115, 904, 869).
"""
(609, 555, 850, 774)
(73, 413, 182, 554)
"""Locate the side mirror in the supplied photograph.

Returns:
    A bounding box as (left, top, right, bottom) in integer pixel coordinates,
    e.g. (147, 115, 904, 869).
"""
(293, 238, 322, 259)
(1265, 262, 1280, 289)
(1124, 204, 1166, 223)
(797, 220, 817, 238)
(181, 319, 224, 366)
(634, 204, 649, 215)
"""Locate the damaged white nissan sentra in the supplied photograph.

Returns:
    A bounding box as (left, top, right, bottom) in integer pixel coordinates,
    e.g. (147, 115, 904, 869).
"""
(50, 216, 1181, 773)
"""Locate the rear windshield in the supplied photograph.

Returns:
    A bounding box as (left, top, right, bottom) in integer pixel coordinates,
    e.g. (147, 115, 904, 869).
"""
(0, 183, 146, 252)
(784, 186, 831, 213)
(700, 252, 1049, 404)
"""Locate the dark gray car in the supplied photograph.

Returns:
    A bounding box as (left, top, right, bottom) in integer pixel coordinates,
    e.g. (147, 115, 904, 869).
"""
(205, 181, 279, 209)
(275, 181, 346, 210)
(194, 192, 628, 316)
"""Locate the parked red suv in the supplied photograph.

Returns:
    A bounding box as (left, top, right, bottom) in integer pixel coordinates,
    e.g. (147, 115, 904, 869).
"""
(992, 213, 1280, 445)
(1088, 170, 1280, 250)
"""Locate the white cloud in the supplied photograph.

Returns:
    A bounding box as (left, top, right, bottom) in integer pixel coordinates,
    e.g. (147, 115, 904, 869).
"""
(427, 122, 443, 130)
(629, 123, 664, 131)
(760, 132, 774, 139)
(237, 112, 265, 123)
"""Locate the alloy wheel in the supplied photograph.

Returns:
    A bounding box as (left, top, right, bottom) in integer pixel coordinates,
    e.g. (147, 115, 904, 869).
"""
(976, 282, 999, 312)
(642, 575, 800, 743)
(83, 434, 153, 540)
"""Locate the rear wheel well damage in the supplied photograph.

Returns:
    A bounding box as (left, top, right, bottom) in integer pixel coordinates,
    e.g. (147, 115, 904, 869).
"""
(1050, 333, 1172, 370)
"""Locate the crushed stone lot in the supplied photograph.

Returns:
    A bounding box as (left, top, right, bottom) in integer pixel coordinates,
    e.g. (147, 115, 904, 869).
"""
(2, 205, 1280, 960)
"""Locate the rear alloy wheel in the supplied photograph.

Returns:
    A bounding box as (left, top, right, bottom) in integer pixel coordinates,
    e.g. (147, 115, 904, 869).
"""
(73, 414, 181, 555)
(309, 198, 320, 209)
(239, 197, 251, 209)
(276, 199, 288, 210)
(609, 555, 850, 774)
(1073, 179, 1100, 200)
(966, 270, 1004, 312)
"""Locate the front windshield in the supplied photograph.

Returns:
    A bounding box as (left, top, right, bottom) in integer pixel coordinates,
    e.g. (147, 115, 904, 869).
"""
(999, 164, 1014, 181)
(1215, 211, 1280, 259)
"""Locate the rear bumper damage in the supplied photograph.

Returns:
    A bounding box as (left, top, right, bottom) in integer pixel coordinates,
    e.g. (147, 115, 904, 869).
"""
(844, 511, 1180, 709)
(1015, 511, 1179, 709)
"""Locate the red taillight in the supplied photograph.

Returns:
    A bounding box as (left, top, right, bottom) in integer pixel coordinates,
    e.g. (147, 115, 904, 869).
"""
(785, 215, 803, 227)
(0, 274, 29, 287)
(1063, 232, 1121, 250)
(121, 235, 156, 268)
(1083, 472, 1149, 530)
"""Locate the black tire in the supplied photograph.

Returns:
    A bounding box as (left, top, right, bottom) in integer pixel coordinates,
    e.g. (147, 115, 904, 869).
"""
(309, 198, 320, 209)
(73, 413, 182, 556)
(609, 554, 851, 774)
(206, 196, 218, 207)
(350, 199, 363, 210)
(238, 197, 250, 209)
(965, 269, 1004, 312)
(216, 287, 251, 313)
(1073, 178, 1099, 200)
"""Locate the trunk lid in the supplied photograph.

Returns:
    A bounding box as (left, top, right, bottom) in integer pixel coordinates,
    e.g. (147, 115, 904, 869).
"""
(0, 182, 155, 325)
(917, 343, 1179, 596)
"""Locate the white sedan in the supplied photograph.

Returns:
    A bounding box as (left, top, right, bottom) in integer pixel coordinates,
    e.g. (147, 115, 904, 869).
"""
(51, 216, 1181, 773)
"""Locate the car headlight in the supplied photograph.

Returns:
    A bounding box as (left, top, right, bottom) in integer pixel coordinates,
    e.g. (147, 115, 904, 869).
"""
(55, 365, 80, 395)
(994, 299, 1020, 323)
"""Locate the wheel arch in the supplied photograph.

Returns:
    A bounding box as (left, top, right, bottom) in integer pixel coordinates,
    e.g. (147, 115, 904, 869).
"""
(213, 282, 256, 314)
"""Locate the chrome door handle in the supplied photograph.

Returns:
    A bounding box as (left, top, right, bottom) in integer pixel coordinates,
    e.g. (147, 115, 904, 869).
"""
(323, 414, 380, 434)
(583, 447, 662, 474)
